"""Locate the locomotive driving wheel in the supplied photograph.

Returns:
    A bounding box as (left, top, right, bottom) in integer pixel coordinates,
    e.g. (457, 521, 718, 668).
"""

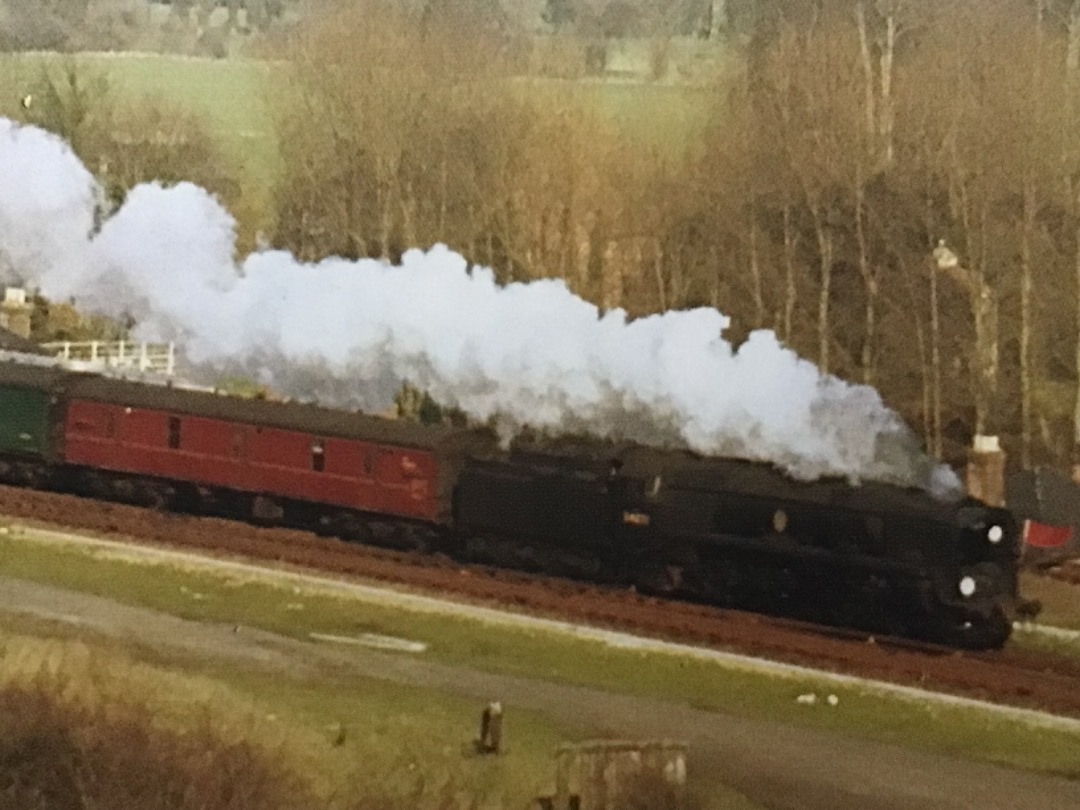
(927, 606, 1012, 650)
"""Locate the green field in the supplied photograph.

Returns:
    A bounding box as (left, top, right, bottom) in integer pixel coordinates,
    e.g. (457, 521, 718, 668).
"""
(0, 53, 282, 216)
(0, 52, 719, 231)
(3, 525, 1080, 784)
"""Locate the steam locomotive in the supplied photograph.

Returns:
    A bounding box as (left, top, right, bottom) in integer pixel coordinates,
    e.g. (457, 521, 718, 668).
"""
(0, 360, 1021, 649)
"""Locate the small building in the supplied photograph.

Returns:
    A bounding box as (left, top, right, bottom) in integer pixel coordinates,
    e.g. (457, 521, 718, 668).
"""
(538, 739, 688, 810)
(0, 287, 35, 343)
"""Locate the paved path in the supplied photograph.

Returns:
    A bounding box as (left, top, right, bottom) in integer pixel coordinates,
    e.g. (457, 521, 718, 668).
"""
(2, 575, 1079, 810)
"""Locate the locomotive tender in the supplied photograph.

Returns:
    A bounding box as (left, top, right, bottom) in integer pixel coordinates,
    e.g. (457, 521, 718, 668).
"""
(0, 361, 1020, 649)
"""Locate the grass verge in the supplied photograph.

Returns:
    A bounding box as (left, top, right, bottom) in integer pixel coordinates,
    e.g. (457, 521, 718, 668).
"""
(1020, 571, 1080, 630)
(2, 525, 1080, 783)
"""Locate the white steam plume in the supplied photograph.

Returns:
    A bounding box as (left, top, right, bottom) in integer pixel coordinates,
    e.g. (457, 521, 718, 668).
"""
(0, 119, 961, 496)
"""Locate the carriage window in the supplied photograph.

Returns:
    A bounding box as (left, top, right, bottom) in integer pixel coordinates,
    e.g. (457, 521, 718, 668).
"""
(167, 416, 182, 449)
(311, 439, 326, 472)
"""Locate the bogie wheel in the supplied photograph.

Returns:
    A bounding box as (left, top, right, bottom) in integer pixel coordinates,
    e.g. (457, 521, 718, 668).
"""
(927, 607, 1012, 650)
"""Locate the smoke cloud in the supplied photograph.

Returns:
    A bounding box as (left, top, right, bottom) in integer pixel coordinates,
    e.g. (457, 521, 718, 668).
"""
(0, 118, 961, 496)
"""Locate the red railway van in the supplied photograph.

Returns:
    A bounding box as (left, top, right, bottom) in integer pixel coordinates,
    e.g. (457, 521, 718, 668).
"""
(60, 378, 444, 523)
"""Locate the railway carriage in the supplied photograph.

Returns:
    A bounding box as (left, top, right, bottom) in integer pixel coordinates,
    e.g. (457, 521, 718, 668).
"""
(0, 362, 68, 486)
(57, 375, 469, 547)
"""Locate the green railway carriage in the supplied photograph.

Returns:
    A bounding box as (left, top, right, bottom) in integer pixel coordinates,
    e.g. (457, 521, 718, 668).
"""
(0, 362, 69, 465)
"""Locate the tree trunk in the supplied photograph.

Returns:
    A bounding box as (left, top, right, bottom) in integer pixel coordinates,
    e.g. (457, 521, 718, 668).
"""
(907, 271, 931, 451)
(1020, 175, 1036, 467)
(879, 10, 897, 167)
(952, 173, 998, 436)
(1020, 0, 1044, 467)
(1074, 210, 1080, 459)
(782, 202, 798, 344)
(854, 180, 877, 384)
(812, 210, 833, 373)
(1068, 2, 1080, 460)
(748, 214, 764, 326)
(972, 281, 999, 437)
(861, 277, 877, 385)
(930, 253, 943, 456)
(226, 0, 241, 30)
(558, 205, 573, 279)
(854, 1, 896, 168)
(652, 239, 668, 311)
(437, 159, 448, 236)
(855, 3, 877, 148)
(709, 0, 728, 39)
(400, 181, 418, 249)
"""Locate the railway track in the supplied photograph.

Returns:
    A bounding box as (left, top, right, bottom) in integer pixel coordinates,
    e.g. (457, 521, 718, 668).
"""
(1, 483, 1080, 718)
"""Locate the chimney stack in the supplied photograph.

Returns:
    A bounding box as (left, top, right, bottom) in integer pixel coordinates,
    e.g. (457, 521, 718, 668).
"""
(0, 288, 33, 340)
(966, 434, 1006, 506)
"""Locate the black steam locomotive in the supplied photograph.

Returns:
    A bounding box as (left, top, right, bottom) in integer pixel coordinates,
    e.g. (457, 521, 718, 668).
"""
(455, 444, 1020, 649)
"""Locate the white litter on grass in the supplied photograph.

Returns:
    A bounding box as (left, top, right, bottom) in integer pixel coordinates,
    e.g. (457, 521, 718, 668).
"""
(23, 609, 85, 627)
(309, 631, 428, 654)
(796, 692, 840, 707)
(11, 524, 1080, 734)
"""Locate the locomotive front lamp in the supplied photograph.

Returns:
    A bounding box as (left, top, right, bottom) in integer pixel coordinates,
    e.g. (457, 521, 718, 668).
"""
(987, 525, 1003, 544)
(959, 576, 977, 598)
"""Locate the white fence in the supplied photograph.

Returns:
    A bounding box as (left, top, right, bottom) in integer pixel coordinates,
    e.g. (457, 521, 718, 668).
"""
(43, 340, 177, 377)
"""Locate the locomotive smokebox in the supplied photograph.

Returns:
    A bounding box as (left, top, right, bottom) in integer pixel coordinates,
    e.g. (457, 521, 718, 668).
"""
(966, 435, 1006, 506)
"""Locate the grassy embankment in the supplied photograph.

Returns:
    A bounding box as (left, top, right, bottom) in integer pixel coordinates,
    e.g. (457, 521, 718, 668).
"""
(2, 524, 1080, 784)
(0, 528, 760, 810)
(1012, 571, 1080, 658)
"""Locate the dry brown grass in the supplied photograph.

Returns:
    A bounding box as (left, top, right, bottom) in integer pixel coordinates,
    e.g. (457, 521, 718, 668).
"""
(0, 634, 321, 810)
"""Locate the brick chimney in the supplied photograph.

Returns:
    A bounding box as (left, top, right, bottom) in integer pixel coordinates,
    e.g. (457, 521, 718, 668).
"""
(966, 434, 1006, 506)
(0, 288, 32, 340)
